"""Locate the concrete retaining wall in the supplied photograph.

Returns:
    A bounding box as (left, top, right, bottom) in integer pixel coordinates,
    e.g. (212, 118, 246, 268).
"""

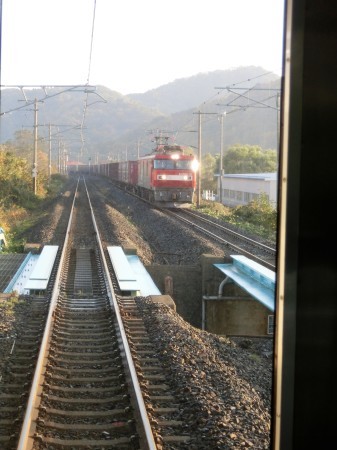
(146, 264, 202, 328)
(147, 253, 274, 337)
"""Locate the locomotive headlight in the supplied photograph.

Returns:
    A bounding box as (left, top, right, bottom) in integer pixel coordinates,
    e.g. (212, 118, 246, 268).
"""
(191, 159, 199, 172)
(171, 154, 180, 160)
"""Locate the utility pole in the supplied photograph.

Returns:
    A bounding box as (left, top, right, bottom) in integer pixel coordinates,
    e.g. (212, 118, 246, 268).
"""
(193, 110, 223, 208)
(48, 123, 52, 181)
(137, 140, 140, 159)
(32, 98, 38, 194)
(36, 123, 74, 177)
(276, 91, 280, 151)
(197, 111, 202, 208)
(186, 114, 202, 203)
(58, 141, 61, 173)
(219, 112, 226, 204)
(62, 147, 67, 174)
(1, 83, 102, 181)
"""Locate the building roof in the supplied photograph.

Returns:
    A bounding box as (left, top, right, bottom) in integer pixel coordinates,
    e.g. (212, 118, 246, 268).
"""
(223, 173, 277, 180)
(67, 161, 86, 166)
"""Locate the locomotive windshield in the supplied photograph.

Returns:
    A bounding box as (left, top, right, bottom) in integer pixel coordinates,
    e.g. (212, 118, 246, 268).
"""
(154, 160, 193, 170)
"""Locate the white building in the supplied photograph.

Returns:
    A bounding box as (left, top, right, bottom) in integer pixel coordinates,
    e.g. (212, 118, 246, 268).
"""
(217, 173, 278, 207)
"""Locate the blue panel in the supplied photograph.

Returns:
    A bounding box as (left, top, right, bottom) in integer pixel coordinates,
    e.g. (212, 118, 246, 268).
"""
(231, 255, 275, 288)
(214, 257, 275, 312)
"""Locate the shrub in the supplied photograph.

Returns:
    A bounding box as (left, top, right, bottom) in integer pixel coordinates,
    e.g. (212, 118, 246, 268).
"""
(231, 193, 277, 237)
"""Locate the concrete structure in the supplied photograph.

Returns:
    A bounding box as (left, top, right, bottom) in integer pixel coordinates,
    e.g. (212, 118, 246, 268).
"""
(1, 245, 272, 337)
(217, 173, 277, 207)
(214, 255, 275, 311)
(146, 264, 202, 328)
(147, 254, 274, 337)
(201, 254, 274, 336)
(204, 255, 275, 336)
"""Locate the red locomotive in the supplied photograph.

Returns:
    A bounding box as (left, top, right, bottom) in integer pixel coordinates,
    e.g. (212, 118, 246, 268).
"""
(79, 140, 198, 208)
(135, 142, 198, 207)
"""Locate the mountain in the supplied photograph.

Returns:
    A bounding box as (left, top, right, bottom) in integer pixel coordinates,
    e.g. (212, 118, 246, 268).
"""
(0, 66, 281, 163)
(127, 66, 279, 114)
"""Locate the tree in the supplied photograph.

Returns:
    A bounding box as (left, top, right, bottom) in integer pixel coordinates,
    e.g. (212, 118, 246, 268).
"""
(5, 130, 50, 196)
(0, 149, 33, 207)
(223, 145, 278, 173)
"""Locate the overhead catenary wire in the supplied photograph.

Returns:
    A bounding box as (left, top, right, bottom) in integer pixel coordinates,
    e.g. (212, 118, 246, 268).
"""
(80, 0, 97, 158)
(0, 85, 96, 116)
(174, 71, 277, 144)
(0, 1, 102, 165)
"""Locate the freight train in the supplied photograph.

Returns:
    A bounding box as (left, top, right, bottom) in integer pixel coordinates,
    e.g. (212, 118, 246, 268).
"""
(77, 142, 198, 208)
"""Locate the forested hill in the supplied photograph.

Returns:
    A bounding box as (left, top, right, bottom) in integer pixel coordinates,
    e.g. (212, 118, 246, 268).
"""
(0, 66, 280, 160)
(127, 66, 279, 114)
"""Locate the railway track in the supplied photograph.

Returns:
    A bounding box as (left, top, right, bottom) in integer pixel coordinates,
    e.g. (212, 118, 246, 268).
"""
(1, 175, 274, 449)
(4, 178, 190, 450)
(164, 209, 276, 270)
(91, 176, 276, 270)
(0, 297, 51, 449)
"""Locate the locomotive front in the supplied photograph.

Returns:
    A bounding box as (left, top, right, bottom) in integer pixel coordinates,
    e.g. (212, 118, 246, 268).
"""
(146, 146, 198, 207)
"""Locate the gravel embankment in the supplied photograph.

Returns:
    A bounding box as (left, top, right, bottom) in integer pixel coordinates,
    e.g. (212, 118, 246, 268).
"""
(137, 298, 273, 448)
(1, 176, 274, 449)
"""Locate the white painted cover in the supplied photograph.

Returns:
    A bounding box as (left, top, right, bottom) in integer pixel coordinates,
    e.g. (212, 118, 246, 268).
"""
(24, 245, 58, 290)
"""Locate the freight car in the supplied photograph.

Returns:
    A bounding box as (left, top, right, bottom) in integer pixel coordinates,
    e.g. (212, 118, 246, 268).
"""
(80, 143, 198, 208)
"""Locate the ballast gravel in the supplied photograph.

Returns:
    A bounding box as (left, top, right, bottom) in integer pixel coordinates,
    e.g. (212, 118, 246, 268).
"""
(1, 176, 274, 449)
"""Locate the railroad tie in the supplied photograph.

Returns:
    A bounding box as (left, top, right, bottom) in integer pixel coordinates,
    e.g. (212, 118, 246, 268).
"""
(74, 248, 93, 294)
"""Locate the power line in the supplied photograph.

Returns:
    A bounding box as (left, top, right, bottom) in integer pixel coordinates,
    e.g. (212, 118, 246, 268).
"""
(0, 0, 2, 135)
(86, 0, 97, 85)
(218, 71, 276, 89)
(0, 85, 97, 116)
(80, 0, 98, 156)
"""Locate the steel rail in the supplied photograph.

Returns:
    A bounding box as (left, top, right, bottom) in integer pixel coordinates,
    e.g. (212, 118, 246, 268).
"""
(182, 209, 276, 254)
(83, 176, 157, 450)
(166, 208, 276, 270)
(17, 177, 157, 449)
(17, 178, 80, 450)
(88, 177, 275, 269)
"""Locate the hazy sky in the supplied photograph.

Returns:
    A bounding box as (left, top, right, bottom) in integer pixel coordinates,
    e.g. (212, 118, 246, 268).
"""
(1, 0, 285, 95)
